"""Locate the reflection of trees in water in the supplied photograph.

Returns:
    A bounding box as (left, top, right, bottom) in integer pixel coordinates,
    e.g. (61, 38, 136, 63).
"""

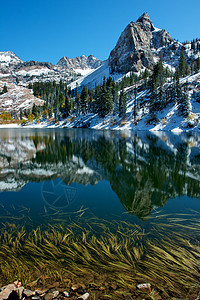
(29, 132, 200, 219)
(0, 130, 199, 218)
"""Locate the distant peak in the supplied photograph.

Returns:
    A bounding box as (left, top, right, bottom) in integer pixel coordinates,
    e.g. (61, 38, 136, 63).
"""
(57, 54, 103, 70)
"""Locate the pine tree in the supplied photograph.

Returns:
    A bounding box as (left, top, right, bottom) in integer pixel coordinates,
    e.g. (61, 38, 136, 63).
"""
(2, 84, 8, 94)
(104, 88, 113, 115)
(175, 69, 181, 101)
(80, 86, 88, 114)
(179, 49, 186, 77)
(94, 85, 101, 114)
(182, 81, 191, 116)
(32, 104, 37, 117)
(75, 93, 80, 116)
(64, 94, 70, 117)
(119, 88, 126, 118)
(133, 84, 137, 121)
(113, 84, 119, 116)
(196, 58, 200, 73)
(99, 83, 107, 118)
(19, 109, 23, 120)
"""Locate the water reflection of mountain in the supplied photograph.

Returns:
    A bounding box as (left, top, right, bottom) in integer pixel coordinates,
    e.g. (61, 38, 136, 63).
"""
(0, 129, 199, 219)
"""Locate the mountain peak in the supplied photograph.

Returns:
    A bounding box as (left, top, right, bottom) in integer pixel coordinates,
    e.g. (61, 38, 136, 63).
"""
(57, 55, 103, 71)
(136, 12, 150, 22)
(136, 12, 155, 31)
(109, 13, 173, 73)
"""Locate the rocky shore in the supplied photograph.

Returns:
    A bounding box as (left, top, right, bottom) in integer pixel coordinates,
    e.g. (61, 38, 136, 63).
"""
(0, 280, 160, 300)
(0, 281, 90, 300)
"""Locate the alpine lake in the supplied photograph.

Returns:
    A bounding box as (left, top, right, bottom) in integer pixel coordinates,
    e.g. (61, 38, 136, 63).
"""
(0, 128, 200, 299)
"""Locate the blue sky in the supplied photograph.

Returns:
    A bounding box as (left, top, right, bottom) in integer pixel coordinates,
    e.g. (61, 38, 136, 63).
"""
(1, 0, 199, 64)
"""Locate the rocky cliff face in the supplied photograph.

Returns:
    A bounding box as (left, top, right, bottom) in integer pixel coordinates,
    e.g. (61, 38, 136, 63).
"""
(57, 55, 103, 72)
(108, 13, 173, 73)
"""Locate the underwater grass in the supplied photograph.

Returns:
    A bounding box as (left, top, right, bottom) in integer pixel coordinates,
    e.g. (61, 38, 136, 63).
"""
(0, 216, 200, 298)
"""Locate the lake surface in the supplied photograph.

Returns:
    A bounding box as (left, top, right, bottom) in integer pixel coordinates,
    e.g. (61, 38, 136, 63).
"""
(0, 128, 200, 297)
(0, 128, 200, 227)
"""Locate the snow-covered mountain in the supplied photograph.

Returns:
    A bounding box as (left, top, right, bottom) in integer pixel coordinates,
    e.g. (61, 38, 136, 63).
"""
(0, 52, 103, 85)
(108, 12, 200, 75)
(0, 51, 77, 85)
(68, 13, 200, 89)
(0, 12, 200, 128)
(57, 55, 103, 75)
(1, 13, 200, 89)
(0, 51, 22, 72)
(0, 52, 102, 114)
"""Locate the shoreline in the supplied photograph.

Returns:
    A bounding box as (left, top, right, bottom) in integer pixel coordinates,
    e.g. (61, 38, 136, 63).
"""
(0, 122, 199, 132)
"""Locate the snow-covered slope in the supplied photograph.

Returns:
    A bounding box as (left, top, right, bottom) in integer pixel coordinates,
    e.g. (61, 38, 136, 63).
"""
(69, 60, 125, 89)
(13, 71, 199, 132)
(0, 81, 44, 114)
(0, 51, 22, 70)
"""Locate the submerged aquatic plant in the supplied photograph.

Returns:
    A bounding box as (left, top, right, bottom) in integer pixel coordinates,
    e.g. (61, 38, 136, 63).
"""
(0, 215, 200, 298)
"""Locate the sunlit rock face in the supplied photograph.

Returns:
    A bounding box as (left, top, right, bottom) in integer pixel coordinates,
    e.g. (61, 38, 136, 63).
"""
(109, 13, 173, 73)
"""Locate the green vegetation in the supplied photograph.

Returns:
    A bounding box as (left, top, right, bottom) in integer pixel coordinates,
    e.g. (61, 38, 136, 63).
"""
(0, 215, 200, 299)
(0, 111, 12, 122)
(21, 48, 200, 123)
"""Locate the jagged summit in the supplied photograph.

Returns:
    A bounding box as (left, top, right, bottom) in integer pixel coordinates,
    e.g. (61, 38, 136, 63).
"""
(136, 12, 155, 31)
(136, 12, 151, 23)
(108, 13, 173, 73)
(137, 12, 150, 21)
(57, 55, 103, 71)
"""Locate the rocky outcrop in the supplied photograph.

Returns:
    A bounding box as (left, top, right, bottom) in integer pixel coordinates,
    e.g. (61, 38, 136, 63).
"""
(108, 12, 173, 73)
(57, 55, 103, 71)
(15, 60, 54, 71)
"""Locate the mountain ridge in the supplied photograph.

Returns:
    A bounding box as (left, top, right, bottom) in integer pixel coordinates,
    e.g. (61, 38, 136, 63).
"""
(57, 54, 103, 73)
